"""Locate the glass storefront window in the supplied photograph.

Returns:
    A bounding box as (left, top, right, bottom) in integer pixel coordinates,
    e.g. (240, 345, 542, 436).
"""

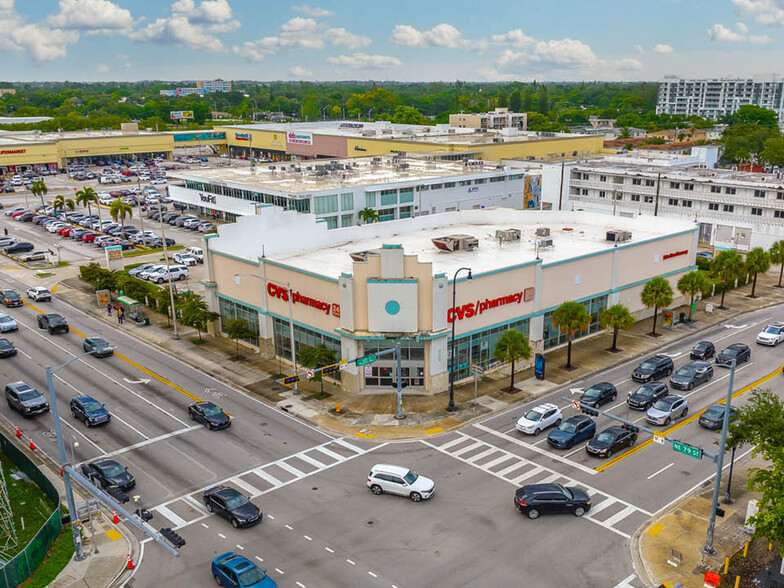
(219, 297, 259, 346)
(363, 339, 425, 388)
(448, 318, 530, 382)
(542, 294, 608, 350)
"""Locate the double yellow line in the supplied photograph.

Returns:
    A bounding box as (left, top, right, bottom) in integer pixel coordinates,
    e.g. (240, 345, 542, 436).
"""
(594, 366, 783, 472)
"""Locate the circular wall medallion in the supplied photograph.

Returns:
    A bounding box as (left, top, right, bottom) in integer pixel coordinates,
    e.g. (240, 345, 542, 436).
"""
(385, 300, 401, 315)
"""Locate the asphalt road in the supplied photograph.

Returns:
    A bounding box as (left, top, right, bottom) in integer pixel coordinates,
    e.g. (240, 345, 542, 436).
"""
(2, 250, 782, 586)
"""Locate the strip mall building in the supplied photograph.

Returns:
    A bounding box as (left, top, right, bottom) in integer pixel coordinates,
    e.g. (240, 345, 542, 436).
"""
(202, 207, 697, 394)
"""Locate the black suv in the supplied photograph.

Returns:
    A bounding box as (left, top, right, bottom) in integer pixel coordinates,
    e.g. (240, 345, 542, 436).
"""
(627, 382, 669, 410)
(0, 289, 23, 308)
(37, 313, 70, 334)
(202, 485, 261, 528)
(81, 459, 135, 491)
(690, 341, 715, 360)
(631, 355, 674, 383)
(580, 382, 617, 408)
(514, 483, 592, 519)
(716, 343, 751, 367)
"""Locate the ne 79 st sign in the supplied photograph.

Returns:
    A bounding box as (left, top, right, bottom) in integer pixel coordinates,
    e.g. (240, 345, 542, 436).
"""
(672, 440, 702, 460)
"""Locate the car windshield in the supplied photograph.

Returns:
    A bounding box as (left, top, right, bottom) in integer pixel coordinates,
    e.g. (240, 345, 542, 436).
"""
(635, 386, 654, 398)
(676, 366, 696, 377)
(0, 340, 12, 348)
(524, 410, 543, 421)
(18, 390, 40, 401)
(403, 470, 418, 485)
(83, 401, 103, 412)
(703, 406, 724, 419)
(652, 399, 674, 411)
(559, 486, 573, 499)
(763, 326, 781, 334)
(583, 387, 601, 398)
(202, 404, 223, 416)
(596, 432, 616, 443)
(225, 493, 249, 510)
(722, 348, 739, 357)
(639, 361, 657, 370)
(558, 421, 577, 433)
(99, 463, 125, 477)
(238, 567, 267, 585)
(0, 316, 14, 323)
(91, 339, 108, 347)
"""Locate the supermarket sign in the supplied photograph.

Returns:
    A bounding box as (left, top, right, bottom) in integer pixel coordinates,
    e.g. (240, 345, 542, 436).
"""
(286, 131, 313, 145)
(170, 110, 194, 120)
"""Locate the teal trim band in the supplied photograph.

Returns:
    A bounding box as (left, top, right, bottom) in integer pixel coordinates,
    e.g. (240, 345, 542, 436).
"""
(535, 290, 612, 317)
(613, 266, 692, 293)
(204, 233, 218, 240)
(434, 273, 446, 279)
(462, 258, 540, 280)
(341, 272, 353, 278)
(200, 281, 217, 288)
(261, 258, 339, 284)
(382, 244, 403, 249)
(367, 278, 418, 283)
(451, 314, 535, 340)
(335, 331, 390, 341)
(212, 250, 259, 265)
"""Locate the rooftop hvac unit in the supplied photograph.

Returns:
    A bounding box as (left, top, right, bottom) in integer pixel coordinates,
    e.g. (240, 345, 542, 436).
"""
(538, 237, 554, 248)
(432, 234, 479, 252)
(495, 228, 521, 242)
(349, 249, 382, 262)
(535, 227, 550, 237)
(606, 230, 632, 243)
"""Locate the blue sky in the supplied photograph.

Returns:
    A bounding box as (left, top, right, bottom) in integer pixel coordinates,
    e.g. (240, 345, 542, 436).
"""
(3, 0, 784, 82)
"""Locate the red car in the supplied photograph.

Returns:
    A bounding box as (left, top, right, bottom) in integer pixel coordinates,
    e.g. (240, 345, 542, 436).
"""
(11, 210, 28, 219)
(82, 232, 97, 243)
(60, 226, 74, 237)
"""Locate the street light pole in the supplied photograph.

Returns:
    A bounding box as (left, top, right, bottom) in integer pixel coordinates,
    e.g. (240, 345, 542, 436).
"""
(723, 445, 737, 504)
(159, 209, 179, 340)
(46, 351, 100, 562)
(447, 267, 472, 412)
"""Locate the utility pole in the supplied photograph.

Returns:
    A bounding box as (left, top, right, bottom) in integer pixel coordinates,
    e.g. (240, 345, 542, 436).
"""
(395, 340, 404, 419)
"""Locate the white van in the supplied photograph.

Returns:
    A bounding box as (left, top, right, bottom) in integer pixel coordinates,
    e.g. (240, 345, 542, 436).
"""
(186, 246, 204, 262)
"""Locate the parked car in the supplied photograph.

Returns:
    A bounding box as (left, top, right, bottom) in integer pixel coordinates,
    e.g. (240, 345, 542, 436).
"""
(202, 485, 261, 528)
(546, 415, 596, 449)
(0, 337, 16, 358)
(188, 401, 231, 430)
(5, 381, 49, 417)
(21, 250, 47, 262)
(173, 252, 198, 266)
(81, 459, 135, 491)
(5, 242, 34, 254)
(586, 426, 637, 458)
(669, 361, 714, 391)
(0, 289, 23, 308)
(627, 382, 669, 410)
(148, 265, 189, 283)
(646, 394, 689, 426)
(83, 337, 115, 357)
(366, 464, 435, 502)
(756, 322, 784, 346)
(0, 313, 18, 332)
(70, 395, 111, 427)
(716, 343, 751, 367)
(186, 246, 204, 262)
(37, 313, 69, 334)
(631, 355, 674, 382)
(516, 403, 563, 435)
(698, 404, 739, 430)
(579, 382, 617, 408)
(513, 483, 591, 519)
(211, 552, 277, 588)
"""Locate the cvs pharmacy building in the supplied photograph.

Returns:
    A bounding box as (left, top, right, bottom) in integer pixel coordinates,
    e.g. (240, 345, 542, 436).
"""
(202, 207, 697, 394)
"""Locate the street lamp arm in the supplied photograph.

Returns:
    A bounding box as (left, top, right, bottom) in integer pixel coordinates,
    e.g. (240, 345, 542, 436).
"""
(48, 350, 98, 375)
(447, 266, 473, 412)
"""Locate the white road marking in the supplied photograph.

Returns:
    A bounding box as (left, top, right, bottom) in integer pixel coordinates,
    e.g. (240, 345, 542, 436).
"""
(275, 568, 284, 575)
(200, 523, 209, 529)
(602, 505, 638, 529)
(296, 582, 306, 588)
(276, 461, 306, 478)
(230, 476, 261, 496)
(511, 466, 544, 484)
(236, 544, 244, 550)
(333, 437, 364, 453)
(368, 571, 378, 578)
(502, 428, 516, 435)
(97, 425, 202, 459)
(60, 416, 106, 454)
(296, 452, 327, 469)
(435, 437, 469, 451)
(569, 387, 584, 395)
(267, 514, 275, 520)
(252, 468, 283, 487)
(497, 462, 526, 477)
(538, 473, 563, 484)
(314, 445, 345, 462)
(16, 348, 32, 359)
(564, 444, 587, 458)
(465, 447, 498, 464)
(482, 455, 516, 470)
(613, 573, 637, 588)
(154, 505, 187, 527)
(122, 377, 151, 384)
(584, 497, 617, 517)
(255, 556, 264, 562)
(346, 559, 356, 566)
(218, 533, 226, 539)
(451, 440, 483, 457)
(303, 535, 312, 541)
(647, 462, 675, 480)
(285, 524, 293, 530)
(182, 495, 208, 514)
(325, 546, 334, 553)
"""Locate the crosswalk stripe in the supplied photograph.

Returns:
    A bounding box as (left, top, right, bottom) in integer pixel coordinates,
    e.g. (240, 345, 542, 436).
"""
(466, 448, 499, 464)
(482, 455, 516, 470)
(584, 497, 617, 518)
(601, 504, 637, 528)
(537, 473, 563, 485)
(315, 446, 346, 462)
(231, 476, 262, 496)
(277, 461, 306, 478)
(496, 462, 528, 477)
(437, 437, 471, 451)
(155, 505, 187, 527)
(252, 468, 283, 487)
(511, 466, 543, 484)
(182, 495, 208, 514)
(333, 438, 364, 454)
(297, 452, 328, 469)
(451, 441, 483, 457)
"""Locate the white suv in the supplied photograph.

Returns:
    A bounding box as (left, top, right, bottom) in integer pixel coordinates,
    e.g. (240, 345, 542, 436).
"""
(515, 403, 563, 435)
(756, 321, 784, 346)
(367, 464, 435, 502)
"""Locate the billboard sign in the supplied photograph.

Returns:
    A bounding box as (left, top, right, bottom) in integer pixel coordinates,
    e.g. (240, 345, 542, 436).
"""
(170, 110, 194, 120)
(286, 131, 313, 145)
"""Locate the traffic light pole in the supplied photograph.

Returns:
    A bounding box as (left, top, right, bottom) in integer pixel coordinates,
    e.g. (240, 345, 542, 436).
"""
(395, 340, 404, 420)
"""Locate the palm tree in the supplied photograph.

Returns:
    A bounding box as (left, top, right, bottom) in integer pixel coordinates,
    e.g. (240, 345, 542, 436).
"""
(357, 207, 379, 224)
(52, 194, 75, 216)
(677, 271, 711, 321)
(75, 186, 100, 231)
(30, 179, 48, 208)
(109, 198, 133, 225)
(641, 277, 673, 336)
(599, 304, 635, 352)
(745, 247, 770, 298)
(712, 249, 745, 309)
(769, 240, 784, 288)
(550, 301, 591, 370)
(494, 329, 531, 391)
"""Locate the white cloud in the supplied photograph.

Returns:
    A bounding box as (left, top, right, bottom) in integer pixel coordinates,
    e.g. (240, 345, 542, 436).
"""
(292, 4, 333, 17)
(327, 27, 371, 49)
(491, 29, 535, 48)
(615, 58, 644, 71)
(289, 65, 312, 77)
(634, 44, 645, 54)
(733, 0, 784, 25)
(0, 0, 81, 63)
(708, 22, 772, 43)
(48, 0, 135, 35)
(96, 63, 109, 72)
(391, 23, 476, 49)
(497, 38, 597, 70)
(326, 53, 403, 69)
(653, 43, 674, 53)
(133, 0, 239, 51)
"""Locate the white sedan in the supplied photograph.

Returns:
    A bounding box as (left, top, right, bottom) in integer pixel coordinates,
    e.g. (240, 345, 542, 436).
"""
(515, 403, 563, 435)
(173, 253, 198, 266)
(26, 287, 52, 302)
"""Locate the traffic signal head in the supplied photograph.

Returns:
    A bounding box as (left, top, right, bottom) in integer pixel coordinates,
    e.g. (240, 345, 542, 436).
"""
(160, 527, 186, 548)
(622, 423, 640, 434)
(581, 406, 598, 417)
(106, 487, 129, 503)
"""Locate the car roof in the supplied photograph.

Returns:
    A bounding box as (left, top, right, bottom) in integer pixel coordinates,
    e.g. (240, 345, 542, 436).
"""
(726, 343, 747, 349)
(206, 485, 241, 498)
(531, 402, 559, 412)
(602, 426, 625, 435)
(662, 394, 683, 403)
(74, 395, 98, 404)
(564, 414, 591, 424)
(370, 464, 410, 476)
(587, 381, 613, 389)
(518, 483, 562, 494)
(93, 458, 120, 467)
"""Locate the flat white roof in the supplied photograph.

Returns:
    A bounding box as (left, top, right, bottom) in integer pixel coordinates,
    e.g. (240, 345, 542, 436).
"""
(211, 208, 695, 279)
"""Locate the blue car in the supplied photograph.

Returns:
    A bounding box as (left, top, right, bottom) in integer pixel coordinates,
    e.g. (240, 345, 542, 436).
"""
(70, 395, 111, 427)
(547, 415, 596, 449)
(211, 552, 277, 587)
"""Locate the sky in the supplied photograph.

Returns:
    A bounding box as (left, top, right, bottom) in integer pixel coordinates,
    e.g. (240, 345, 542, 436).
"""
(4, 0, 784, 82)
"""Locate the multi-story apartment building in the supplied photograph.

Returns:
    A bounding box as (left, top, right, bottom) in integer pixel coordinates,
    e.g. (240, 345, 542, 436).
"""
(449, 108, 528, 130)
(159, 79, 233, 97)
(657, 76, 784, 127)
(562, 156, 784, 250)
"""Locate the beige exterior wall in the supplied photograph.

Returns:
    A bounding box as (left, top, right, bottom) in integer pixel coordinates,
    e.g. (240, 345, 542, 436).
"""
(211, 253, 264, 309)
(616, 233, 694, 289)
(57, 134, 173, 165)
(217, 127, 287, 152)
(0, 142, 59, 166)
(262, 263, 341, 334)
(540, 253, 615, 310)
